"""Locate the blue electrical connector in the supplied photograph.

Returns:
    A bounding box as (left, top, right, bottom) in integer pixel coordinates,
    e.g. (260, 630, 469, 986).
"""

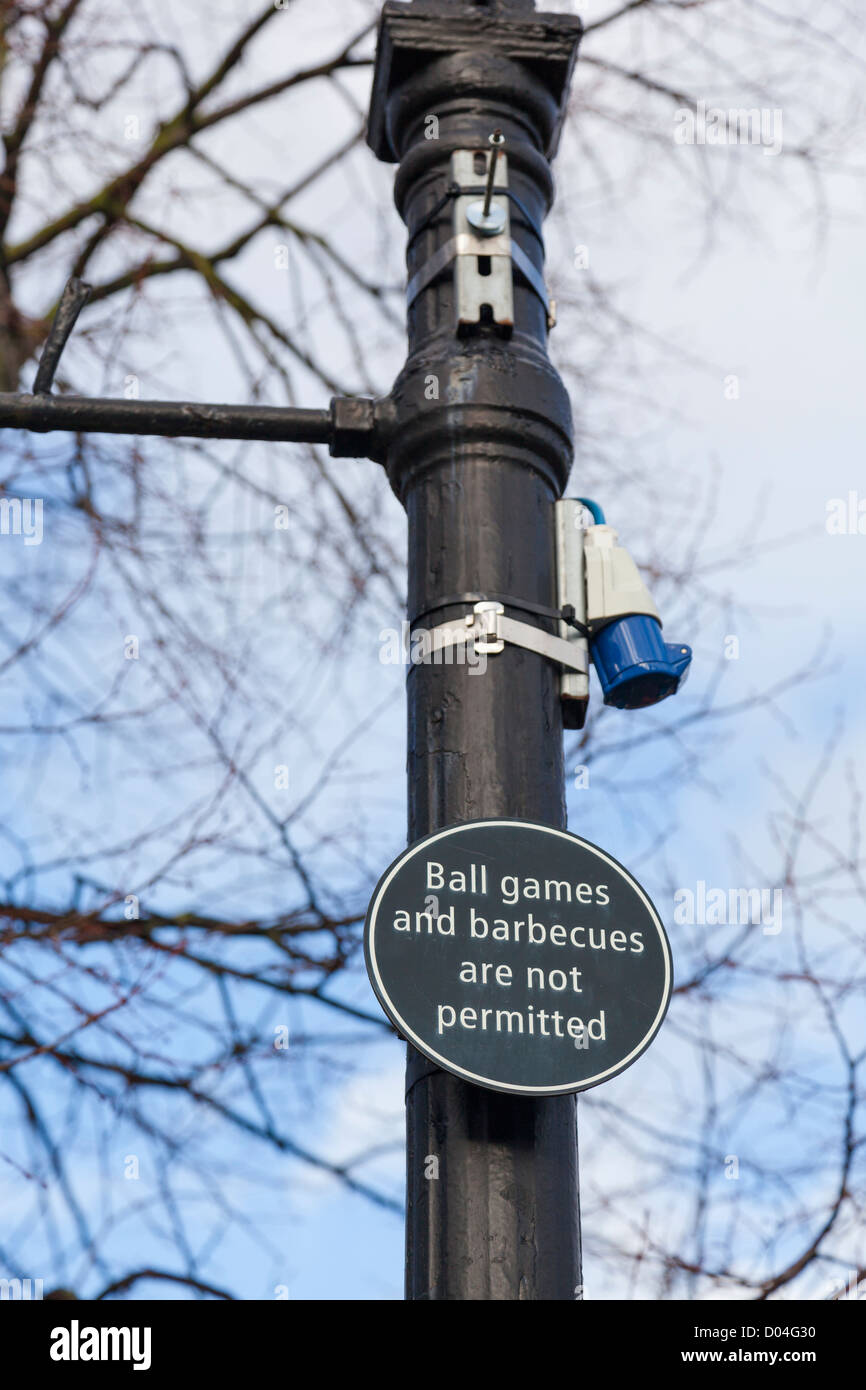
(576, 498, 693, 710)
(591, 616, 692, 710)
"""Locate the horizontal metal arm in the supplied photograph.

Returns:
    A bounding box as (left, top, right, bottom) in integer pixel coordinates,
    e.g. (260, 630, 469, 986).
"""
(0, 391, 387, 458)
(0, 270, 386, 459)
(0, 393, 331, 442)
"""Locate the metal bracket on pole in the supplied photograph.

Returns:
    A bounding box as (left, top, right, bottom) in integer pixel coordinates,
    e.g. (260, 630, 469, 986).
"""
(417, 601, 588, 674)
(555, 498, 590, 729)
(405, 145, 556, 331)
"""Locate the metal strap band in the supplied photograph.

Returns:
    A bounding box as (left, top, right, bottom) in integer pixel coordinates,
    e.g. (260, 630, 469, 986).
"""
(510, 242, 552, 320)
(408, 183, 544, 250)
(499, 614, 587, 673)
(410, 590, 588, 636)
(406, 234, 465, 306)
(414, 603, 588, 675)
(406, 235, 552, 319)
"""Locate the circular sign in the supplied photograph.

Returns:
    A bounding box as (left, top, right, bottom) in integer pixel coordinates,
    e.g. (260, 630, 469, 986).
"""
(364, 819, 672, 1096)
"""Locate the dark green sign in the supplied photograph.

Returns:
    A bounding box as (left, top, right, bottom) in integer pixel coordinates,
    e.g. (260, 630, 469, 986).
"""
(365, 819, 672, 1096)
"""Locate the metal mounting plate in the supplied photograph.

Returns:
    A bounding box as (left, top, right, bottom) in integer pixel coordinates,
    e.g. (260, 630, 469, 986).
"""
(452, 150, 513, 329)
(405, 150, 555, 329)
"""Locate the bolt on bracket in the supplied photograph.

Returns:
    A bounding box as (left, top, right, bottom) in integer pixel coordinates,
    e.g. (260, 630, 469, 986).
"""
(405, 145, 555, 332)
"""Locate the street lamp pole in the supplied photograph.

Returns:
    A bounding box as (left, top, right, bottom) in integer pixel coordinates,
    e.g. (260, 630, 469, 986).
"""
(367, 0, 584, 1300)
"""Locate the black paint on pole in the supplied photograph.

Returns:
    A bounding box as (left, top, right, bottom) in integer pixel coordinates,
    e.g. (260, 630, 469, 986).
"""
(368, 0, 584, 1299)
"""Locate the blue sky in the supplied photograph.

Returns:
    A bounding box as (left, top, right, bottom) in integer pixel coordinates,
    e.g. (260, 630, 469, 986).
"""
(0, 0, 863, 1300)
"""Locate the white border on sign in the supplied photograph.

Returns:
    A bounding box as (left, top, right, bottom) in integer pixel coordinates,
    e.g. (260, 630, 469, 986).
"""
(365, 819, 673, 1097)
